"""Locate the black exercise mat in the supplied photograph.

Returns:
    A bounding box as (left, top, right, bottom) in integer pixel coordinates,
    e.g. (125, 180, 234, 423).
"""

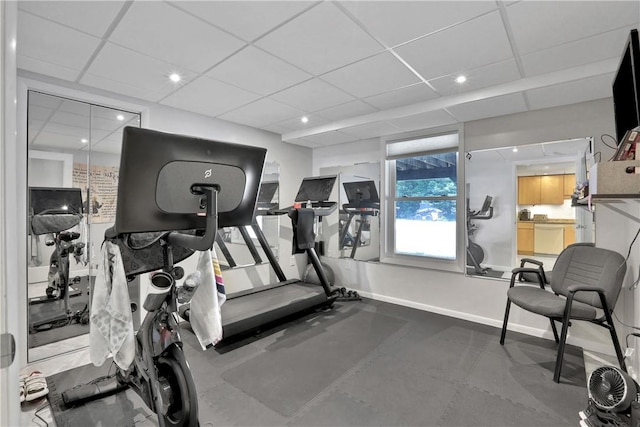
(221, 309, 406, 417)
(46, 361, 155, 427)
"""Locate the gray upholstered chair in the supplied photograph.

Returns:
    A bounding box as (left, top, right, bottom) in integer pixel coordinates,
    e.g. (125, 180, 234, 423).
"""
(500, 244, 627, 382)
(517, 242, 595, 285)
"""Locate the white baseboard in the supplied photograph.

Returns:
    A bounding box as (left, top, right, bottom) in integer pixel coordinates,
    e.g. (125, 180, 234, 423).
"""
(357, 290, 616, 356)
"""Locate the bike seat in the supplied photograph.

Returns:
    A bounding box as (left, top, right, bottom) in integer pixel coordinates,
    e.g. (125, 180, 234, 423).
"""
(59, 231, 80, 242)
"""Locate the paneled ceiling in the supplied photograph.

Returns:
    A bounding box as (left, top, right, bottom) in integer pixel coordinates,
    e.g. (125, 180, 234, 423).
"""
(17, 1, 640, 148)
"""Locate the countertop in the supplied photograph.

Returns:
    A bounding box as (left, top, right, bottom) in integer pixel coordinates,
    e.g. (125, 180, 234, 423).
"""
(518, 219, 575, 224)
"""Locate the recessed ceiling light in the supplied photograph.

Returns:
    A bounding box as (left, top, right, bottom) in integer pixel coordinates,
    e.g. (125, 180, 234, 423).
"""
(512, 147, 518, 152)
(81, 138, 88, 144)
(301, 116, 309, 124)
(117, 114, 124, 121)
(455, 75, 467, 84)
(169, 73, 181, 83)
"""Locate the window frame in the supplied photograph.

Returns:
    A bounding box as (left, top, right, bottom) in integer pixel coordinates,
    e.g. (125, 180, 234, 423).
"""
(380, 125, 466, 273)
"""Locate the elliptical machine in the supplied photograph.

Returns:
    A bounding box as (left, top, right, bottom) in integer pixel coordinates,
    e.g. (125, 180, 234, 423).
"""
(466, 195, 493, 275)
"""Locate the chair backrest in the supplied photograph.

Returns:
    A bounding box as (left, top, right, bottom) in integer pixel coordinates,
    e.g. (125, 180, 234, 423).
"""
(550, 245, 626, 310)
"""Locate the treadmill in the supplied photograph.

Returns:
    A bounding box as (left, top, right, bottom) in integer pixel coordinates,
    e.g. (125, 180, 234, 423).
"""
(181, 176, 339, 341)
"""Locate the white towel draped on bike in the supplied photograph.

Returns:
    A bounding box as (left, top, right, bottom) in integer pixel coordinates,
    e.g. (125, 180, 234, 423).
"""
(90, 241, 134, 369)
(188, 248, 226, 350)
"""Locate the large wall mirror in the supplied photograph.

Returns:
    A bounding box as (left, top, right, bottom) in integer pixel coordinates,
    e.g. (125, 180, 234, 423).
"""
(216, 161, 280, 269)
(27, 91, 141, 362)
(465, 138, 594, 280)
(319, 162, 381, 262)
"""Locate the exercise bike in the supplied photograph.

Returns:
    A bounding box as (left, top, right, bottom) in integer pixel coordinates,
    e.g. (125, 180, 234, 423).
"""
(466, 195, 493, 275)
(64, 126, 267, 427)
(107, 225, 207, 427)
(29, 198, 88, 332)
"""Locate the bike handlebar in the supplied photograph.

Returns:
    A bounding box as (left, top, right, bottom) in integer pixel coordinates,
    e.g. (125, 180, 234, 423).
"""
(167, 186, 218, 251)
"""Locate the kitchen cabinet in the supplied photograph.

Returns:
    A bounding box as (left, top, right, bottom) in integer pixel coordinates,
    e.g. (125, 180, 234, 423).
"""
(564, 224, 576, 246)
(517, 222, 534, 255)
(518, 174, 569, 205)
(540, 175, 564, 204)
(563, 174, 576, 199)
(518, 176, 540, 205)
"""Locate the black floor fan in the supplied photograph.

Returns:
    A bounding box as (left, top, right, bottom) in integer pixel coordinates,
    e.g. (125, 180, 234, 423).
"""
(580, 366, 640, 427)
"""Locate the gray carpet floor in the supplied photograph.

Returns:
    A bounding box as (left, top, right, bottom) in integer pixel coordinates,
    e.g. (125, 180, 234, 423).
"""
(48, 298, 588, 426)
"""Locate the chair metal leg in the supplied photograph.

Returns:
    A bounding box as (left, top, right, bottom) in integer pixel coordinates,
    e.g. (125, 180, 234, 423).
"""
(554, 296, 575, 383)
(550, 319, 559, 343)
(500, 299, 511, 345)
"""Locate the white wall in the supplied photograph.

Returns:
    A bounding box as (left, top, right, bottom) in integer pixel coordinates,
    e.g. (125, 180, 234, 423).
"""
(313, 97, 640, 360)
(466, 155, 514, 270)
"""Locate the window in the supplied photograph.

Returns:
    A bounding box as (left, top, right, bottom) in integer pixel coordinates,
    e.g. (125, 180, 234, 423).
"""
(385, 131, 460, 265)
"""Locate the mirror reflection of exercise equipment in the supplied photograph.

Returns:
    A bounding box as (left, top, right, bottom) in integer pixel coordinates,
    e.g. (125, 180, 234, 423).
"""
(466, 195, 494, 275)
(290, 176, 338, 284)
(28, 187, 89, 334)
(214, 181, 279, 269)
(339, 180, 380, 259)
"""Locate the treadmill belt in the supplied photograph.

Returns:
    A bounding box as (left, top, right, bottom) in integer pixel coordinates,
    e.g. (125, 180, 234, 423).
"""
(221, 282, 331, 338)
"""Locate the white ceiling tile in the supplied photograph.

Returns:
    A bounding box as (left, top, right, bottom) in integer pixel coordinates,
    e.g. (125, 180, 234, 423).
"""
(170, 1, 316, 42)
(507, 1, 639, 55)
(521, 27, 636, 77)
(29, 92, 63, 110)
(341, 121, 402, 139)
(321, 52, 420, 98)
(18, 1, 126, 37)
(390, 110, 458, 132)
(109, 1, 245, 73)
(81, 43, 199, 102)
(206, 46, 312, 96)
(429, 60, 521, 96)
(315, 100, 379, 122)
(49, 111, 90, 129)
(82, 72, 172, 102)
(270, 78, 355, 112)
(274, 115, 330, 132)
(18, 55, 81, 82)
(305, 131, 359, 146)
(18, 11, 101, 77)
(218, 98, 305, 128)
(33, 130, 87, 150)
(394, 11, 513, 80)
(160, 76, 261, 117)
(339, 1, 498, 47)
(27, 106, 55, 123)
(58, 99, 90, 116)
(363, 84, 439, 110)
(255, 2, 383, 75)
(526, 73, 614, 111)
(447, 93, 527, 122)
